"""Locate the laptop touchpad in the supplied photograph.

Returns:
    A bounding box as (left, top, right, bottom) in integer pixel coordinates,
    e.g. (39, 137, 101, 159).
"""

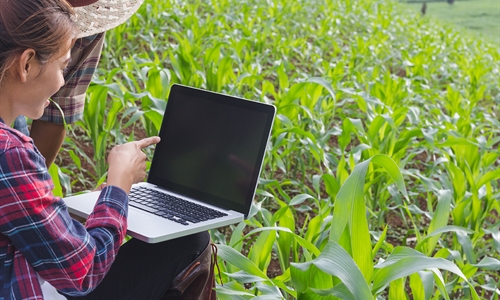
(128, 209, 150, 219)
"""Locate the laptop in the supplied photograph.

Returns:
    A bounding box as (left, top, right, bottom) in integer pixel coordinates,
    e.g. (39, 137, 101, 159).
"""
(64, 84, 276, 243)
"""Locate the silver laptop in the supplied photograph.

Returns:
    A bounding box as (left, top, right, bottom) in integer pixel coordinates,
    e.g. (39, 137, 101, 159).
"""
(64, 84, 276, 243)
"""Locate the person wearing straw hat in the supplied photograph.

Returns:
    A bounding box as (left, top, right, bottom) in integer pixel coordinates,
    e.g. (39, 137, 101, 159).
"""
(1, 1, 212, 299)
(14, 0, 145, 168)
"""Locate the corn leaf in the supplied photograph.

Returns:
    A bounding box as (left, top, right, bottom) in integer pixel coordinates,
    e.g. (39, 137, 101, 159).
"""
(217, 244, 269, 280)
(423, 190, 452, 255)
(373, 247, 479, 299)
(292, 241, 373, 300)
(472, 257, 500, 271)
(331, 154, 408, 282)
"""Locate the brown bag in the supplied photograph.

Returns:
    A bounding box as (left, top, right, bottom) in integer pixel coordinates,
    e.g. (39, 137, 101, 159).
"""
(163, 243, 218, 300)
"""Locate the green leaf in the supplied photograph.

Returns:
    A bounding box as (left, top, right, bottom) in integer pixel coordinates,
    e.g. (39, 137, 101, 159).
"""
(415, 225, 474, 251)
(409, 272, 431, 300)
(277, 64, 289, 90)
(331, 154, 408, 282)
(330, 159, 370, 276)
(143, 109, 164, 131)
(322, 173, 340, 197)
(373, 247, 479, 299)
(248, 230, 275, 271)
(48, 163, 63, 197)
(289, 194, 314, 206)
(292, 241, 373, 300)
(68, 150, 81, 170)
(311, 283, 354, 300)
(476, 169, 500, 189)
(457, 231, 476, 264)
(484, 226, 500, 253)
(292, 264, 336, 298)
(388, 277, 405, 300)
(225, 271, 267, 283)
(472, 257, 500, 271)
(104, 99, 123, 131)
(243, 227, 320, 257)
(276, 204, 295, 270)
(371, 226, 388, 258)
(370, 155, 408, 200)
(423, 190, 453, 255)
(306, 77, 336, 104)
(217, 244, 269, 280)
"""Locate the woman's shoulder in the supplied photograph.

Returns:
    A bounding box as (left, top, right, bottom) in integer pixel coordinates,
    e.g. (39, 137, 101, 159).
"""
(0, 122, 48, 176)
(0, 122, 35, 154)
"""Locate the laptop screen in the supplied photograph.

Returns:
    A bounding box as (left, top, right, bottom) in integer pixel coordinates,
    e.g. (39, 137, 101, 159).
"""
(147, 84, 275, 215)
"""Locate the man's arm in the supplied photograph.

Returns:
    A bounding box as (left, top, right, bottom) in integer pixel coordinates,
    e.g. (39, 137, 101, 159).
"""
(31, 34, 105, 166)
(30, 120, 66, 167)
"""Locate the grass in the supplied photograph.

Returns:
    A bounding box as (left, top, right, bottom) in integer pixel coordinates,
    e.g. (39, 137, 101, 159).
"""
(401, 0, 500, 44)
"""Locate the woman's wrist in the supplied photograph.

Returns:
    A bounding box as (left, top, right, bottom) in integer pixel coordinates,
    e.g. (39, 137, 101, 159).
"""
(106, 173, 133, 194)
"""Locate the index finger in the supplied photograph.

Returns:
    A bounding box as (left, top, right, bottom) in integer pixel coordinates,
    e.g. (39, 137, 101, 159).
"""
(136, 136, 161, 149)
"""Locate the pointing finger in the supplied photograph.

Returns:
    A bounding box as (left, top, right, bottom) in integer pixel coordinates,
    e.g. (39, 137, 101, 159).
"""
(136, 136, 161, 149)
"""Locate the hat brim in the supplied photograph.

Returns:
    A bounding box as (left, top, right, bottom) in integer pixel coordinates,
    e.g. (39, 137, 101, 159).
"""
(72, 0, 144, 38)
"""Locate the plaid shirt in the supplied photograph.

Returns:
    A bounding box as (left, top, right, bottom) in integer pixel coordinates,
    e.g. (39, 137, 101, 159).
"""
(39, 33, 105, 125)
(0, 121, 128, 299)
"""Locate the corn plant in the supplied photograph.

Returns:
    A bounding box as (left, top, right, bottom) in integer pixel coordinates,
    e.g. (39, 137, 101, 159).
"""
(52, 0, 500, 298)
(215, 155, 481, 299)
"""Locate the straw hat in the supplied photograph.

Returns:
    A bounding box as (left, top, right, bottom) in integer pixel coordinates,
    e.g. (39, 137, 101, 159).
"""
(68, 0, 145, 38)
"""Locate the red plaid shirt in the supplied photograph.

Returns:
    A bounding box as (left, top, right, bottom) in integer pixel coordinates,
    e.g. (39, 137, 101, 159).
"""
(0, 121, 128, 299)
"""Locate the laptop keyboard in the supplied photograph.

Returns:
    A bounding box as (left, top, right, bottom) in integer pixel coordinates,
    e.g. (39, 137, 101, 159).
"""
(128, 186, 228, 226)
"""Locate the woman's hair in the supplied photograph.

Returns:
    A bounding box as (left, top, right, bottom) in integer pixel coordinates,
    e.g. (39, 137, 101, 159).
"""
(0, 0, 77, 83)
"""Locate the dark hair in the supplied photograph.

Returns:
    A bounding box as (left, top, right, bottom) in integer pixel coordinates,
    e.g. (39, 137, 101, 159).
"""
(0, 0, 76, 83)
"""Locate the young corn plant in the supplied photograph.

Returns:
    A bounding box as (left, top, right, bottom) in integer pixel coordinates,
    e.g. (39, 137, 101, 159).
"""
(53, 0, 500, 298)
(215, 155, 481, 299)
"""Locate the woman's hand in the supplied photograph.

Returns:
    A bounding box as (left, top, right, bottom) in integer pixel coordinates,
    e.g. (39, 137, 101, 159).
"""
(106, 136, 160, 193)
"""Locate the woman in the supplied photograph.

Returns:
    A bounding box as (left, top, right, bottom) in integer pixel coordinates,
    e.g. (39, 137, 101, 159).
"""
(0, 0, 209, 299)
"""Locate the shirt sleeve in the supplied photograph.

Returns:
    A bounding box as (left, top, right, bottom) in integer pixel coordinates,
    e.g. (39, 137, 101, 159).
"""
(39, 33, 105, 125)
(0, 145, 128, 296)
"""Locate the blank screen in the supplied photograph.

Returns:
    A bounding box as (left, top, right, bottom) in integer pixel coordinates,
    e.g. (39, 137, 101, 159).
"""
(148, 85, 275, 213)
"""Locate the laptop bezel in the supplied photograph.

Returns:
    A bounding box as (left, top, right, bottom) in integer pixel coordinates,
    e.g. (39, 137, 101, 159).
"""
(146, 84, 276, 217)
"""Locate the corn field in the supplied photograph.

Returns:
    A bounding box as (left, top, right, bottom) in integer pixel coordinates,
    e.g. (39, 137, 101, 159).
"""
(53, 0, 500, 298)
